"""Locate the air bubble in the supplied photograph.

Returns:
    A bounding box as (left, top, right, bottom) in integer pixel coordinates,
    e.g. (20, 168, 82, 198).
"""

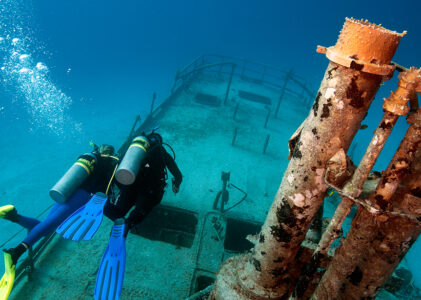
(19, 54, 29, 61)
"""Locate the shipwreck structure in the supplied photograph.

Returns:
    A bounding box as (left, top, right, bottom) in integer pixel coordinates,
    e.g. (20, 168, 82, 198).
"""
(211, 18, 421, 300)
(3, 18, 420, 300)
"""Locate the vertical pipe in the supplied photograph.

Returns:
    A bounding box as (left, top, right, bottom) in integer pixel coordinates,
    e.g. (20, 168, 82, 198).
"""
(224, 64, 236, 105)
(323, 112, 399, 248)
(263, 134, 270, 154)
(344, 192, 421, 299)
(211, 18, 405, 300)
(150, 92, 157, 116)
(313, 107, 421, 299)
(233, 103, 240, 121)
(128, 115, 140, 139)
(342, 147, 421, 299)
(312, 68, 420, 298)
(295, 111, 400, 299)
(232, 127, 238, 146)
(275, 69, 293, 119)
(307, 41, 418, 300)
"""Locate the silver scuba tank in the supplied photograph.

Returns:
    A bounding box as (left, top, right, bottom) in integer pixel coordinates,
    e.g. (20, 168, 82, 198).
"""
(49, 153, 97, 203)
(115, 136, 150, 185)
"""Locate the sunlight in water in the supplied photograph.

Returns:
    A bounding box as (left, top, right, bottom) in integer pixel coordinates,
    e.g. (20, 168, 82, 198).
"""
(0, 0, 73, 135)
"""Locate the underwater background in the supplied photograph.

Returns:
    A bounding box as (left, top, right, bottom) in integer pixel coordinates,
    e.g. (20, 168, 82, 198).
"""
(0, 0, 420, 296)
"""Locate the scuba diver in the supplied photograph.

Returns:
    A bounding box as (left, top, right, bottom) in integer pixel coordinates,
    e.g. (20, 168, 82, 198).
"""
(104, 130, 182, 232)
(0, 131, 181, 300)
(93, 130, 182, 300)
(0, 144, 119, 300)
(54, 130, 182, 300)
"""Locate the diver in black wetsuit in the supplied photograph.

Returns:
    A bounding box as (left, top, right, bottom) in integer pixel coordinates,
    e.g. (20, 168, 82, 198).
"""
(0, 144, 118, 299)
(103, 132, 182, 233)
(0, 145, 118, 260)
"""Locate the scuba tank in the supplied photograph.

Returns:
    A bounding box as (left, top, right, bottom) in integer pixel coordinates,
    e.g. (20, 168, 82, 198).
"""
(49, 153, 97, 203)
(115, 136, 150, 185)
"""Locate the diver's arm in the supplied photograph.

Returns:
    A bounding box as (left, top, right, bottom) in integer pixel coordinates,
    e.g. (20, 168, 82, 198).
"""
(124, 189, 163, 231)
(164, 150, 182, 188)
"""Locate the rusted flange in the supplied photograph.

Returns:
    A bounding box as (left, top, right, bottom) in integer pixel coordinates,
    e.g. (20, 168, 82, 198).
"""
(317, 18, 406, 79)
(384, 68, 421, 115)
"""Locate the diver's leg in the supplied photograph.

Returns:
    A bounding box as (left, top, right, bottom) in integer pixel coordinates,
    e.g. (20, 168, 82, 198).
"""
(0, 191, 90, 298)
(0, 205, 40, 230)
(5, 189, 91, 265)
(1, 197, 73, 230)
(104, 186, 136, 221)
(22, 189, 91, 247)
(125, 187, 164, 231)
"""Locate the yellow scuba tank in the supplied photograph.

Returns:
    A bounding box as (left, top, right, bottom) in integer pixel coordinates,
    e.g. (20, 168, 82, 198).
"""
(49, 153, 97, 203)
(115, 136, 150, 185)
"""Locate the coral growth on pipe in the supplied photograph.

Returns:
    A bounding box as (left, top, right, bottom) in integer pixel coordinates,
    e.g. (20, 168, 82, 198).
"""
(211, 18, 405, 300)
(312, 69, 421, 300)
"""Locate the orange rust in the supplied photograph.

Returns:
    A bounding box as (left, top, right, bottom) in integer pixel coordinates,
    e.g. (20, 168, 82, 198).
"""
(318, 18, 406, 78)
(383, 68, 421, 115)
(316, 45, 327, 54)
(407, 107, 421, 127)
(415, 68, 421, 93)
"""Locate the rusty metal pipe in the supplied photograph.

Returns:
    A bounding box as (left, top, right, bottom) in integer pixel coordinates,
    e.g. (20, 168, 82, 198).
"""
(343, 192, 421, 299)
(317, 110, 400, 252)
(313, 106, 421, 299)
(293, 111, 399, 299)
(211, 18, 404, 300)
(339, 110, 421, 299)
(296, 68, 418, 299)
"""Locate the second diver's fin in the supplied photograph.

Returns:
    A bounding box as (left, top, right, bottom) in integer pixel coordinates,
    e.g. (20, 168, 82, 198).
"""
(56, 192, 108, 241)
(94, 218, 126, 300)
(0, 205, 18, 222)
(0, 251, 16, 300)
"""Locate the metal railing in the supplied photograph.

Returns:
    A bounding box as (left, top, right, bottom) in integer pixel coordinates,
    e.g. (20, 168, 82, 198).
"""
(171, 54, 317, 112)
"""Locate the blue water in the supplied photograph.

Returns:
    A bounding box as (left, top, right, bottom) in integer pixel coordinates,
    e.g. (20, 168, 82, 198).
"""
(0, 0, 420, 296)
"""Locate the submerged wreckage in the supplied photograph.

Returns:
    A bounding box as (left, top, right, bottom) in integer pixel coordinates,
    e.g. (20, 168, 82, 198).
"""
(5, 18, 421, 299)
(211, 18, 421, 300)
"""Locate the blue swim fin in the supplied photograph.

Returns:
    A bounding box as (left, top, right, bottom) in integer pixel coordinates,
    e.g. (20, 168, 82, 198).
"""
(56, 192, 108, 241)
(94, 218, 126, 300)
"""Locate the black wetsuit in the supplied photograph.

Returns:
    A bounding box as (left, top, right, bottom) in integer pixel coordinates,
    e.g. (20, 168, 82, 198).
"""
(7, 150, 118, 262)
(104, 143, 182, 231)
(79, 153, 118, 194)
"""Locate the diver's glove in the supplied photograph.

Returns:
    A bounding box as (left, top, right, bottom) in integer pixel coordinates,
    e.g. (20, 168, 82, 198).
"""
(172, 178, 180, 194)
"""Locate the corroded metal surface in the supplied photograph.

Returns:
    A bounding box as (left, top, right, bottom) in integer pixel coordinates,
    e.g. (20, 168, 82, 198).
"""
(211, 17, 405, 300)
(313, 107, 421, 299)
(212, 61, 383, 299)
(317, 18, 405, 78)
(341, 148, 421, 299)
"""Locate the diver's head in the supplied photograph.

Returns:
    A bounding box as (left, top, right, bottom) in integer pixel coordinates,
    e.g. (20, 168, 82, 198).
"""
(99, 144, 115, 156)
(147, 132, 163, 146)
